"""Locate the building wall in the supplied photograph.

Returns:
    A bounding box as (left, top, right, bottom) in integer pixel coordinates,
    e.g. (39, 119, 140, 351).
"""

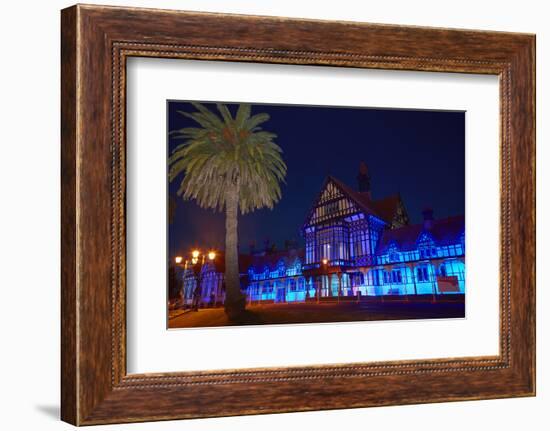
(180, 187, 465, 306)
(250, 264, 462, 302)
(181, 254, 465, 307)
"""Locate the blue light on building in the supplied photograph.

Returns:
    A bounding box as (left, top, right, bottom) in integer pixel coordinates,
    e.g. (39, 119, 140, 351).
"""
(179, 166, 465, 307)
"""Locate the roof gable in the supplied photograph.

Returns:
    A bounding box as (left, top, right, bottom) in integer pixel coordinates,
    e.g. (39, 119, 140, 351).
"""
(303, 176, 409, 228)
(303, 177, 373, 227)
(353, 192, 409, 227)
(377, 215, 465, 253)
(329, 176, 381, 216)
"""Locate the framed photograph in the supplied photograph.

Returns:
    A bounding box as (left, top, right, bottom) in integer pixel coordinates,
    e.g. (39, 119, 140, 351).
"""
(166, 100, 467, 329)
(61, 4, 535, 425)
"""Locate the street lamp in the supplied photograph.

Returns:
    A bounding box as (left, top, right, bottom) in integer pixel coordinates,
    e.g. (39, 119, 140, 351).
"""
(188, 248, 218, 311)
(190, 249, 200, 265)
(172, 256, 186, 310)
(320, 258, 329, 303)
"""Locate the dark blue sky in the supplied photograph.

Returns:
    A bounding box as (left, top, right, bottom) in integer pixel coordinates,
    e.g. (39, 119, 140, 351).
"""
(168, 101, 465, 258)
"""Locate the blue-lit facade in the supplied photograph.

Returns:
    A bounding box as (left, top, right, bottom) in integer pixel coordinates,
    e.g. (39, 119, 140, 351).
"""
(180, 173, 465, 307)
(246, 249, 311, 303)
(180, 261, 225, 307)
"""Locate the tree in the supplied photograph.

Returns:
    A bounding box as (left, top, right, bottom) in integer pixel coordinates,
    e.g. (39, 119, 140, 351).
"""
(168, 103, 287, 319)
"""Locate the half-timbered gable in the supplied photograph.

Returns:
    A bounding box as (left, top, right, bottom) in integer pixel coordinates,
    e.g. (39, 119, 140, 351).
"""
(304, 178, 365, 227)
(302, 176, 387, 270)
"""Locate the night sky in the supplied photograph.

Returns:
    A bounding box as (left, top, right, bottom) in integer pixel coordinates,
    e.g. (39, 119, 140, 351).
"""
(167, 101, 465, 258)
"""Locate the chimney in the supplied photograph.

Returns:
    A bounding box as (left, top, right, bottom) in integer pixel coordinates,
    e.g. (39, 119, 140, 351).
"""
(422, 207, 434, 230)
(357, 161, 371, 199)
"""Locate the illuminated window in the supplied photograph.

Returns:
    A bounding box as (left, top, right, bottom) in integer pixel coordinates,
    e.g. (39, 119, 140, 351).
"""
(391, 270, 402, 283)
(417, 267, 429, 282)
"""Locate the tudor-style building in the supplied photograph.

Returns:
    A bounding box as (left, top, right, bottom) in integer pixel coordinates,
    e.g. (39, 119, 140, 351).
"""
(177, 163, 465, 307)
(245, 163, 464, 303)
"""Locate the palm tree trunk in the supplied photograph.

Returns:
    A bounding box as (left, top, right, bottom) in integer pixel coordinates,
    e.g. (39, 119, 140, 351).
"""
(224, 183, 245, 319)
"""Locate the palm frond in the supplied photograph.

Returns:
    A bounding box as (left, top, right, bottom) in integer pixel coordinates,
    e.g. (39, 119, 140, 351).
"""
(216, 104, 234, 125)
(235, 104, 251, 128)
(168, 103, 287, 214)
(244, 113, 270, 131)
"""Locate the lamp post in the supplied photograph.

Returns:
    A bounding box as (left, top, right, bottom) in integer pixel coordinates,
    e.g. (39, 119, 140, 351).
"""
(175, 250, 216, 311)
(321, 258, 328, 303)
(206, 251, 217, 307)
(189, 249, 216, 311)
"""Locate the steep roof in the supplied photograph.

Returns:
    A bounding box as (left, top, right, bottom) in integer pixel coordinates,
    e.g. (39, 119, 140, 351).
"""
(369, 194, 402, 223)
(200, 251, 303, 275)
(247, 248, 305, 272)
(327, 176, 382, 219)
(328, 176, 404, 224)
(377, 215, 465, 253)
(202, 252, 254, 275)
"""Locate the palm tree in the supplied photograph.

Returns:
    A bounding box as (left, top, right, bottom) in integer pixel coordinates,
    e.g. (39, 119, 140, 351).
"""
(169, 103, 287, 319)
